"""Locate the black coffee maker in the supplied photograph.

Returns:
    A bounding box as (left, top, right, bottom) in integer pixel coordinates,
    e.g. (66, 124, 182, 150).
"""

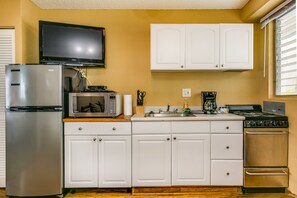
(201, 91, 217, 114)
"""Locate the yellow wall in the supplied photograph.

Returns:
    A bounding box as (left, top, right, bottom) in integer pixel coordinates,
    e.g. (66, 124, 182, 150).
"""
(0, 0, 22, 62)
(21, 0, 41, 63)
(26, 9, 260, 107)
(258, 23, 297, 194)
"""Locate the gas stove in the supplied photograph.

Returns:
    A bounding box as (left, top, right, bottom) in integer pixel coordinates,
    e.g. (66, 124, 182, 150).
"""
(226, 105, 288, 128)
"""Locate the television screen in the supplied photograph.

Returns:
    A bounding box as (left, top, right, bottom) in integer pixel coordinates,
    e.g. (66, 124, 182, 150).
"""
(39, 21, 105, 67)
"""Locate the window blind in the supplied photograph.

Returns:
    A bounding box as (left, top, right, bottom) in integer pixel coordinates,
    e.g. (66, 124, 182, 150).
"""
(0, 29, 15, 187)
(275, 8, 297, 95)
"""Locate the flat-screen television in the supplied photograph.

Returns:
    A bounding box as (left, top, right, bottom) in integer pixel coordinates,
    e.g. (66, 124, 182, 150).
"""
(39, 21, 105, 67)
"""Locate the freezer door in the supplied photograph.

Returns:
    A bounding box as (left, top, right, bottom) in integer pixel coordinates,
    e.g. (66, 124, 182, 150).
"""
(6, 64, 62, 107)
(6, 111, 62, 197)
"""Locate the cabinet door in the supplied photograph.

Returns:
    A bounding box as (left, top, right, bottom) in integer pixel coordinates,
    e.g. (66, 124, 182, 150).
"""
(64, 136, 98, 188)
(151, 24, 185, 70)
(186, 24, 219, 70)
(172, 134, 210, 185)
(220, 24, 253, 70)
(98, 136, 131, 187)
(132, 135, 171, 186)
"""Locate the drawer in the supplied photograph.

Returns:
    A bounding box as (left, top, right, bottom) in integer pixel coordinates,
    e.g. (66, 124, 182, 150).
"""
(211, 121, 242, 134)
(211, 134, 243, 159)
(244, 168, 288, 188)
(211, 160, 243, 186)
(64, 122, 131, 135)
(132, 122, 171, 134)
(172, 121, 210, 134)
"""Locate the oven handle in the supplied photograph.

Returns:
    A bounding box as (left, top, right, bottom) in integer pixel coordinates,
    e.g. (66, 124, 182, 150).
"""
(245, 131, 288, 135)
(246, 170, 288, 176)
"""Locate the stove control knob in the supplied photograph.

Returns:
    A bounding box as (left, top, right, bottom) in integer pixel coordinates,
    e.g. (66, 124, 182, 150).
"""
(264, 121, 269, 127)
(272, 121, 278, 126)
(256, 121, 263, 127)
(250, 121, 256, 127)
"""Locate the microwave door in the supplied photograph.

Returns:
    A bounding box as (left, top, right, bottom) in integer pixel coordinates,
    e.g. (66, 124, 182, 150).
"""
(70, 94, 107, 117)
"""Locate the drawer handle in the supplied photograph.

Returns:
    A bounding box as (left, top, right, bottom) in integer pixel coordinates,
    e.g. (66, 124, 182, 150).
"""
(226, 146, 230, 149)
(226, 126, 230, 130)
(166, 138, 170, 141)
(245, 131, 288, 135)
(112, 127, 116, 131)
(173, 137, 177, 140)
(98, 138, 102, 142)
(93, 137, 97, 141)
(226, 172, 230, 176)
(246, 170, 288, 176)
(78, 127, 82, 131)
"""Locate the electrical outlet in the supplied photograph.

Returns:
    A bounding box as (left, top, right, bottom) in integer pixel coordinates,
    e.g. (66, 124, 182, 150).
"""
(182, 88, 191, 97)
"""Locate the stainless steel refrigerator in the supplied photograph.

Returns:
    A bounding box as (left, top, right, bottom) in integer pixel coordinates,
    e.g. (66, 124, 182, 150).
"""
(5, 64, 63, 197)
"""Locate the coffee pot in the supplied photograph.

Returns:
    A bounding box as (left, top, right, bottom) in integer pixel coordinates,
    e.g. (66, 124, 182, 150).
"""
(201, 91, 217, 114)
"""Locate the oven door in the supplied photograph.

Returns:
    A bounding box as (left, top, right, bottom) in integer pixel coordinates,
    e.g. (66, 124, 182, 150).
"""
(244, 128, 288, 167)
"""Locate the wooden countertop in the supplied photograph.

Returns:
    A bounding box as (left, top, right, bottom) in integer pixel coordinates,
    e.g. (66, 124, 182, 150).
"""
(63, 114, 131, 122)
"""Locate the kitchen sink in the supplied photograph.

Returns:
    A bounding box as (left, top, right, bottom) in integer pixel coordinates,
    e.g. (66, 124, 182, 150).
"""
(144, 112, 196, 117)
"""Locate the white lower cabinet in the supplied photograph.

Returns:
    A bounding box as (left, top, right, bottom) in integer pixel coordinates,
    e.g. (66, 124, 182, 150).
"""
(132, 135, 171, 186)
(210, 121, 243, 186)
(99, 136, 131, 187)
(132, 121, 211, 187)
(64, 122, 131, 188)
(211, 160, 243, 185)
(172, 134, 210, 185)
(65, 136, 98, 188)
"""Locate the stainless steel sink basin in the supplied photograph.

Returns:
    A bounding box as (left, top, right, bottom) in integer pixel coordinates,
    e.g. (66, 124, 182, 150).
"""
(144, 113, 196, 117)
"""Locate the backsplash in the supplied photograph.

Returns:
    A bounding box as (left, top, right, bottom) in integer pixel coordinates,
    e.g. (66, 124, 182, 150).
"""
(263, 101, 286, 115)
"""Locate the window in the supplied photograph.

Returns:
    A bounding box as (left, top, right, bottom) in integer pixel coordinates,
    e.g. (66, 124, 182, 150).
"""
(275, 8, 297, 96)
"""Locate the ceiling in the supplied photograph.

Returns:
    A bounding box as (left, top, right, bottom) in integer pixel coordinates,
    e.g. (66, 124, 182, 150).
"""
(30, 0, 250, 10)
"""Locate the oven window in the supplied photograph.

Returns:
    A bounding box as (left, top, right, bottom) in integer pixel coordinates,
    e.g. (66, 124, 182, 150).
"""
(76, 96, 105, 113)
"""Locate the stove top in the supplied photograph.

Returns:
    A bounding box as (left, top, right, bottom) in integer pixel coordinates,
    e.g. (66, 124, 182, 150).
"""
(226, 104, 288, 128)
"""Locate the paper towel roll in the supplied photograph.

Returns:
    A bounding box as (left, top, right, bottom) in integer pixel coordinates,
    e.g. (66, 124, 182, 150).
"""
(124, 94, 132, 116)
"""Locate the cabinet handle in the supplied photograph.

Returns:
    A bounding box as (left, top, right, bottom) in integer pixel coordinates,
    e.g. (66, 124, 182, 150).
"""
(226, 172, 230, 176)
(93, 137, 97, 141)
(78, 127, 82, 131)
(173, 137, 177, 140)
(166, 138, 170, 141)
(112, 127, 116, 131)
(215, 65, 218, 68)
(221, 64, 224, 67)
(181, 65, 184, 68)
(226, 126, 230, 130)
(98, 138, 102, 142)
(226, 146, 230, 149)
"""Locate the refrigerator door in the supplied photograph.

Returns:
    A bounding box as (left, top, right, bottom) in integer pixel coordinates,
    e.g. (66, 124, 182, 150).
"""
(6, 111, 62, 196)
(6, 64, 62, 107)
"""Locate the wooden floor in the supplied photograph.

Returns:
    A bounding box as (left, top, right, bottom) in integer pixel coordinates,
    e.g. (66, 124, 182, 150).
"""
(63, 188, 296, 198)
(0, 188, 295, 198)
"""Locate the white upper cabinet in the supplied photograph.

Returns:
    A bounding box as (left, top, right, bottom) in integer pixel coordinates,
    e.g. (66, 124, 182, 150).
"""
(151, 24, 186, 70)
(220, 24, 253, 70)
(186, 24, 220, 70)
(150, 24, 253, 71)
